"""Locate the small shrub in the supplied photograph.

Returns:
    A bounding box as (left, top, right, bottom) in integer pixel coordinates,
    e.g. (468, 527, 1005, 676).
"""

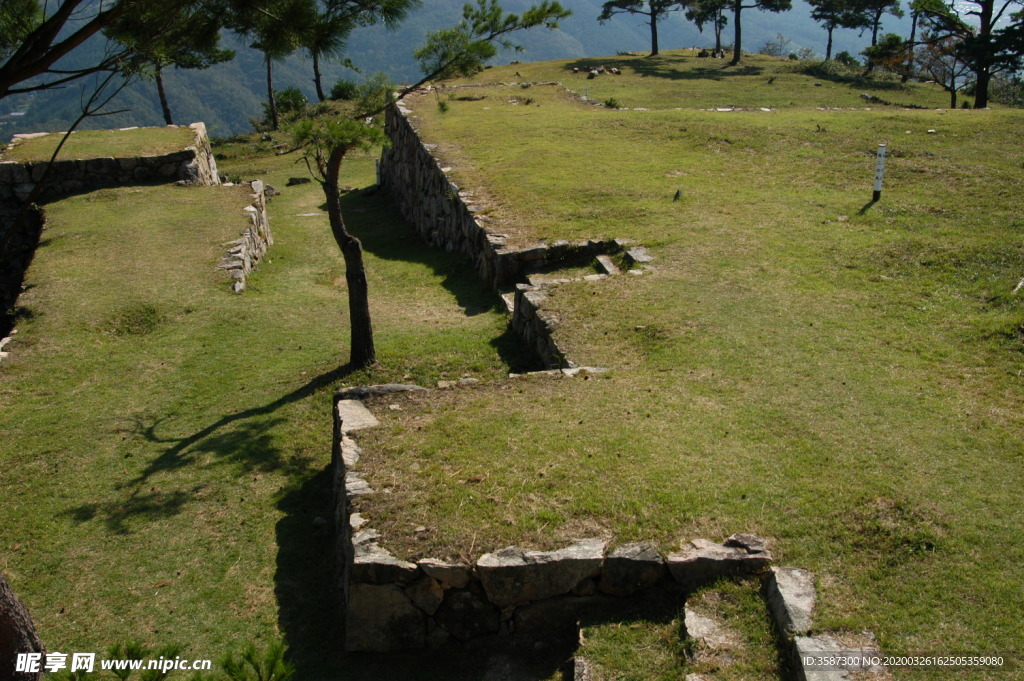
(604, 98, 621, 109)
(760, 33, 791, 57)
(258, 88, 308, 129)
(437, 100, 450, 113)
(274, 88, 308, 116)
(220, 641, 294, 681)
(834, 51, 860, 67)
(330, 78, 359, 101)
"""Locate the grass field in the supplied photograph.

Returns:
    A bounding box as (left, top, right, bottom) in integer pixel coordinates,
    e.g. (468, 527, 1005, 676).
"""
(352, 54, 1024, 679)
(1, 126, 195, 162)
(0, 136, 529, 678)
(1, 50, 1022, 680)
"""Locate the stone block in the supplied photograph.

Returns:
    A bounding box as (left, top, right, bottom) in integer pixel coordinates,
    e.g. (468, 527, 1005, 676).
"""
(599, 542, 667, 596)
(336, 399, 380, 432)
(345, 583, 425, 651)
(30, 163, 48, 183)
(666, 536, 771, 588)
(762, 566, 815, 636)
(418, 558, 472, 589)
(432, 589, 500, 642)
(405, 576, 445, 616)
(595, 255, 620, 276)
(625, 247, 654, 265)
(477, 538, 609, 607)
(85, 157, 117, 175)
(351, 541, 419, 584)
(794, 633, 887, 681)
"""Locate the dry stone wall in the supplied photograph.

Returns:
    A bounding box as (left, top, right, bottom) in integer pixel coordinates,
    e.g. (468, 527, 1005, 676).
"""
(331, 393, 772, 652)
(217, 180, 273, 293)
(0, 122, 220, 203)
(378, 99, 622, 291)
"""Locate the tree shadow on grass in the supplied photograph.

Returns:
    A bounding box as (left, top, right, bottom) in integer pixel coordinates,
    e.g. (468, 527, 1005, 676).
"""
(331, 191, 507, 319)
(60, 363, 359, 534)
(563, 54, 763, 82)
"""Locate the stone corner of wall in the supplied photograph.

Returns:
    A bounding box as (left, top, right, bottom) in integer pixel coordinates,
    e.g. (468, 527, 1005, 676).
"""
(331, 394, 775, 653)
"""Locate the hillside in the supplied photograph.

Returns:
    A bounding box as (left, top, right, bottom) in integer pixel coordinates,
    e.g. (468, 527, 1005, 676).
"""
(0, 0, 914, 137)
(2, 52, 1021, 680)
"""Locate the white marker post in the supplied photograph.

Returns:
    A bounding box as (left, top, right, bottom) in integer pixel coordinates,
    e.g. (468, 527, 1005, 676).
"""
(873, 143, 887, 202)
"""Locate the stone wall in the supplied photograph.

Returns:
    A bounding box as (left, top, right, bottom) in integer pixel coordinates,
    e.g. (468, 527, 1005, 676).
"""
(332, 394, 772, 652)
(217, 180, 273, 293)
(0, 201, 41, 339)
(378, 100, 622, 291)
(0, 122, 220, 203)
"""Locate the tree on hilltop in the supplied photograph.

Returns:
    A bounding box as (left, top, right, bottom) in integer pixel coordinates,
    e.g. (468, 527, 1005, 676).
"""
(858, 0, 905, 47)
(598, 0, 684, 56)
(107, 8, 235, 125)
(913, 0, 1024, 107)
(808, 0, 871, 59)
(727, 0, 792, 64)
(293, 0, 570, 367)
(686, 0, 730, 52)
(302, 0, 419, 103)
(230, 0, 317, 131)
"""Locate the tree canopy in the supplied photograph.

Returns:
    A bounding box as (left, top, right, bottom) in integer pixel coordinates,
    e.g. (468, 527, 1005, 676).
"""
(598, 0, 683, 56)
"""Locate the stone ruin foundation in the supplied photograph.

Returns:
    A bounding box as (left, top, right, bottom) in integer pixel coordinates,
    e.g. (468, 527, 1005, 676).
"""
(330, 393, 891, 680)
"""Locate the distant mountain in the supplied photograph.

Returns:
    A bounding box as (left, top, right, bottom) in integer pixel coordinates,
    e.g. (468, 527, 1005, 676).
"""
(0, 0, 912, 138)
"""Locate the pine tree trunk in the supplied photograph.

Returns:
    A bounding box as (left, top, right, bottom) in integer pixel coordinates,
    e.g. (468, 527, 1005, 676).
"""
(714, 16, 723, 52)
(155, 64, 173, 125)
(973, 69, 989, 107)
(902, 12, 917, 82)
(313, 52, 326, 102)
(649, 8, 659, 56)
(731, 0, 743, 65)
(973, 2, 993, 108)
(826, 27, 834, 60)
(323, 146, 375, 367)
(265, 53, 279, 131)
(0, 573, 45, 681)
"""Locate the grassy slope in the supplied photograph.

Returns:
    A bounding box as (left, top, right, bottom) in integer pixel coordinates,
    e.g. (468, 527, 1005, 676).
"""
(2, 126, 196, 162)
(351, 53, 1024, 679)
(0, 135, 527, 677)
(1, 51, 1021, 681)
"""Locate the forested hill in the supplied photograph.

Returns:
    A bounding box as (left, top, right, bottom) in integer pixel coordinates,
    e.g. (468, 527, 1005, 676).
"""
(1, 0, 910, 138)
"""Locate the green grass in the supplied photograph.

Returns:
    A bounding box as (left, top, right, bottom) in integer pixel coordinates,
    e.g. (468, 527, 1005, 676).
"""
(2, 126, 195, 162)
(455, 50, 955, 111)
(3, 52, 1023, 681)
(573, 577, 781, 681)
(349, 66, 1024, 679)
(0, 133, 527, 678)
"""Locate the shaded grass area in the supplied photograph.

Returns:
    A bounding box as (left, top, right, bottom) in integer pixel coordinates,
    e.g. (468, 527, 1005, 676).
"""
(348, 79, 1024, 679)
(0, 138, 528, 678)
(456, 50, 954, 111)
(576, 577, 782, 681)
(2, 126, 196, 162)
